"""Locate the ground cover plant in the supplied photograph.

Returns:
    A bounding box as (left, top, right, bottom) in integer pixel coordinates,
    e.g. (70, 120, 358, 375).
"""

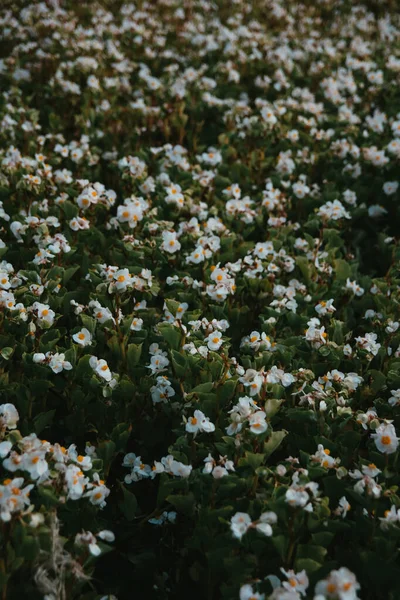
(0, 0, 400, 598)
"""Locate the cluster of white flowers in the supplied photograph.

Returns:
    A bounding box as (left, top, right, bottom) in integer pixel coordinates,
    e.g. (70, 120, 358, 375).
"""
(230, 510, 278, 540)
(0, 405, 110, 521)
(122, 453, 192, 484)
(0, 0, 399, 596)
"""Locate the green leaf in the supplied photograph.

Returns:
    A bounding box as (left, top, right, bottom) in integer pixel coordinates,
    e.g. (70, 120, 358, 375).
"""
(218, 379, 237, 404)
(264, 430, 288, 459)
(295, 558, 322, 574)
(0, 347, 14, 360)
(297, 544, 327, 562)
(164, 299, 181, 316)
(111, 423, 131, 451)
(189, 382, 214, 394)
(37, 486, 61, 507)
(271, 535, 288, 561)
(120, 485, 138, 521)
(238, 452, 265, 470)
(19, 536, 39, 561)
(167, 492, 195, 517)
(264, 398, 283, 418)
(208, 352, 225, 380)
(334, 259, 351, 281)
(287, 408, 317, 422)
(312, 532, 335, 546)
(63, 265, 79, 284)
(367, 369, 386, 393)
(80, 314, 97, 335)
(295, 256, 311, 284)
(75, 355, 93, 381)
(127, 343, 142, 374)
(97, 440, 116, 473)
(171, 349, 187, 377)
(158, 322, 182, 350)
(33, 410, 56, 435)
(62, 200, 78, 220)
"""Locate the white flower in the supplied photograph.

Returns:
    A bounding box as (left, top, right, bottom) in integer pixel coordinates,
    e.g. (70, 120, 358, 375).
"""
(371, 423, 399, 454)
(305, 318, 327, 348)
(147, 354, 169, 374)
(73, 328, 92, 347)
(343, 344, 353, 357)
(285, 473, 319, 512)
(85, 483, 110, 507)
(240, 370, 264, 396)
(33, 302, 55, 326)
(97, 529, 115, 543)
(388, 389, 400, 407)
(151, 376, 175, 404)
(310, 445, 338, 469)
(21, 451, 48, 480)
(0, 404, 19, 429)
(261, 106, 277, 125)
(185, 410, 215, 435)
(315, 567, 360, 600)
(0, 441, 12, 458)
(281, 568, 309, 596)
(386, 320, 399, 334)
(49, 353, 73, 374)
(197, 147, 222, 166)
(255, 511, 277, 536)
(239, 584, 264, 600)
(379, 505, 400, 530)
(113, 268, 133, 291)
(89, 356, 112, 381)
(161, 230, 181, 254)
(266, 366, 295, 387)
(355, 332, 381, 356)
(317, 200, 350, 220)
(292, 181, 310, 199)
(230, 512, 252, 539)
(383, 181, 398, 195)
(343, 373, 363, 391)
(248, 411, 268, 435)
(315, 299, 336, 316)
(30, 513, 45, 528)
(130, 317, 143, 331)
(334, 496, 351, 519)
(75, 531, 101, 556)
(205, 330, 223, 351)
(345, 278, 364, 296)
(67, 445, 93, 471)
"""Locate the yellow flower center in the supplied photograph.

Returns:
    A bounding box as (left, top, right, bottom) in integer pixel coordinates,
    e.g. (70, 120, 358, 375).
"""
(343, 583, 352, 591)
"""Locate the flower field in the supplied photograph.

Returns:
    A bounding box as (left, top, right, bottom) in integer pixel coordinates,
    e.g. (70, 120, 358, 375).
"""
(0, 0, 400, 598)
